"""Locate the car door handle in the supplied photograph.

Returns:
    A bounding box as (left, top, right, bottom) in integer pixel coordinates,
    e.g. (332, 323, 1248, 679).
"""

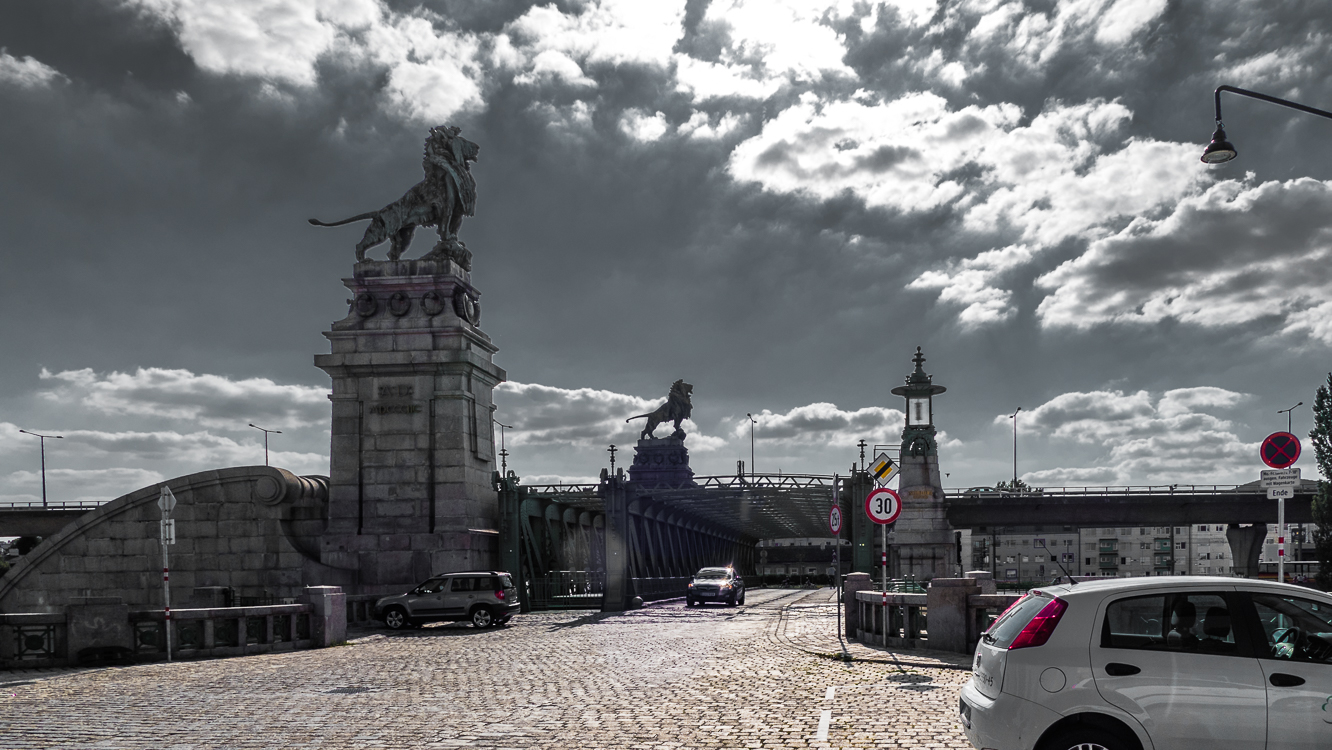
(1104, 663, 1141, 676)
(1269, 673, 1305, 687)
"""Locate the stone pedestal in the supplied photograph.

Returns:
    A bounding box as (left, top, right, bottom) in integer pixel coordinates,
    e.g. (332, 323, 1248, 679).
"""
(314, 258, 506, 593)
(628, 437, 694, 486)
(925, 578, 979, 653)
(301, 586, 347, 647)
(842, 572, 872, 639)
(891, 452, 957, 581)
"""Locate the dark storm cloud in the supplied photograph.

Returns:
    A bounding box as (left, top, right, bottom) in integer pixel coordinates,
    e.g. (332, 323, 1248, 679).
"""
(2, 0, 1330, 500)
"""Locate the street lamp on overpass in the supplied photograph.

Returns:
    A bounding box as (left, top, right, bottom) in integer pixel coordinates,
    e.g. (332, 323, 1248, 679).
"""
(17, 429, 63, 508)
(1201, 85, 1332, 164)
(248, 423, 281, 466)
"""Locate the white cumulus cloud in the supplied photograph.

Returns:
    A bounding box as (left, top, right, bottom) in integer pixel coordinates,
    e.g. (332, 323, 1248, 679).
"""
(0, 51, 66, 88)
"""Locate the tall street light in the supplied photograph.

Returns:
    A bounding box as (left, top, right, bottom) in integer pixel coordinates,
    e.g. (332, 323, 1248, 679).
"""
(494, 420, 513, 474)
(1278, 402, 1303, 434)
(1009, 408, 1022, 488)
(18, 429, 63, 508)
(1201, 85, 1332, 164)
(248, 423, 281, 466)
(746, 413, 757, 479)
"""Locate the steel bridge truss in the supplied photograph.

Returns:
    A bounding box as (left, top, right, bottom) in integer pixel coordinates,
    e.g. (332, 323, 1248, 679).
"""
(494, 472, 845, 611)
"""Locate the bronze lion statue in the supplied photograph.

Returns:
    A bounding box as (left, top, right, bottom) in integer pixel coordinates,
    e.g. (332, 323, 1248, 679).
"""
(626, 380, 694, 440)
(309, 125, 479, 268)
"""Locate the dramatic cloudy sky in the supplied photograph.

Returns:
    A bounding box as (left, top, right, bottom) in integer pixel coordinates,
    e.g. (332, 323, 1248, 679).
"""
(2, 0, 1330, 505)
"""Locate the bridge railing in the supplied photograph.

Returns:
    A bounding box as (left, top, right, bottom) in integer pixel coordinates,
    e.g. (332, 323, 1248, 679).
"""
(945, 484, 1280, 498)
(518, 474, 841, 496)
(0, 500, 107, 509)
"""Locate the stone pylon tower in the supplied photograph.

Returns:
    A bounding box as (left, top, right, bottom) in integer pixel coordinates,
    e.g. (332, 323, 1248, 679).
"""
(889, 347, 957, 580)
(314, 257, 506, 593)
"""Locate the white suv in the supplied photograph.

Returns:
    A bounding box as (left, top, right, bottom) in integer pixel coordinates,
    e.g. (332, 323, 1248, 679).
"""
(960, 576, 1332, 750)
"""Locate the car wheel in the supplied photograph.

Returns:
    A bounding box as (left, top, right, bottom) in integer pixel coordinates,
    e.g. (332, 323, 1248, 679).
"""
(727, 594, 737, 607)
(470, 606, 495, 629)
(383, 606, 411, 630)
(1041, 726, 1135, 750)
(738, 591, 746, 605)
(686, 597, 697, 607)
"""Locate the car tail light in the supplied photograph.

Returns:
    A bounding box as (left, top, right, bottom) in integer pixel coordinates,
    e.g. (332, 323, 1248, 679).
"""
(494, 590, 505, 600)
(1007, 596, 1067, 650)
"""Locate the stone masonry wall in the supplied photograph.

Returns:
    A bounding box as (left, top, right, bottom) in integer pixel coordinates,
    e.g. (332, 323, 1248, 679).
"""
(0, 466, 337, 613)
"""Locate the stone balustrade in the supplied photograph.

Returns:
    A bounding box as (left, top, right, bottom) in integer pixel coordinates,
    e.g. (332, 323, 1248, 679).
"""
(845, 572, 1024, 654)
(0, 585, 345, 668)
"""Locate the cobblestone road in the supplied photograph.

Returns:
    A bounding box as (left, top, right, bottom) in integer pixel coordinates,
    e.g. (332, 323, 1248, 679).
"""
(1, 589, 971, 749)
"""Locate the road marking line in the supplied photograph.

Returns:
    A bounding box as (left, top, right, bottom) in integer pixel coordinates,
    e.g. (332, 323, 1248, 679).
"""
(815, 709, 831, 741)
(824, 686, 835, 701)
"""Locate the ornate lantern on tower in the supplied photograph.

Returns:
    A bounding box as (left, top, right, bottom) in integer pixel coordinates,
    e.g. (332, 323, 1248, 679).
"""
(891, 347, 947, 457)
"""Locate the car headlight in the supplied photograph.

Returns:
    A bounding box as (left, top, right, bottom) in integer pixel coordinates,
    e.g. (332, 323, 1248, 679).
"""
(688, 582, 694, 588)
(719, 583, 731, 590)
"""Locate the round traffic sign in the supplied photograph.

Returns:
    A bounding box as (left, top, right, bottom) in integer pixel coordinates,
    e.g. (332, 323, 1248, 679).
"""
(1261, 431, 1301, 469)
(865, 488, 902, 525)
(828, 505, 843, 535)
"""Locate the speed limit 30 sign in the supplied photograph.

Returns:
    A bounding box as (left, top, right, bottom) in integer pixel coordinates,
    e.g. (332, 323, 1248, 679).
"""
(865, 487, 902, 525)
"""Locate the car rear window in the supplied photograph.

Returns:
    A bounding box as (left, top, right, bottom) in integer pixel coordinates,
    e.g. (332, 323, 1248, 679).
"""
(986, 593, 1055, 649)
(498, 574, 514, 589)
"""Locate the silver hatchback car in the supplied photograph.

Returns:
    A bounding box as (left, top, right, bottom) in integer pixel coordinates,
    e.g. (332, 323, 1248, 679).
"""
(961, 576, 1332, 750)
(375, 571, 520, 630)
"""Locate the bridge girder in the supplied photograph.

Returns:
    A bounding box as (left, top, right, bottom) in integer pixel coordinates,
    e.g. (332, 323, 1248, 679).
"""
(945, 490, 1316, 528)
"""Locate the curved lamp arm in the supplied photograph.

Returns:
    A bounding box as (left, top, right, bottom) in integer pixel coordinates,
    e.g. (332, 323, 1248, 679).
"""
(1204, 85, 1332, 164)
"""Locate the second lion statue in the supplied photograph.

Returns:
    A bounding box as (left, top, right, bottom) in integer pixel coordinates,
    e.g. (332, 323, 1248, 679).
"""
(626, 380, 694, 440)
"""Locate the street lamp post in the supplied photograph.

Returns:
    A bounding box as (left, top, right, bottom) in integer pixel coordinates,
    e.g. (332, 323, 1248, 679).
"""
(247, 423, 282, 466)
(494, 420, 513, 474)
(746, 413, 757, 479)
(18, 429, 63, 508)
(1009, 408, 1022, 488)
(1278, 402, 1303, 434)
(1201, 85, 1332, 164)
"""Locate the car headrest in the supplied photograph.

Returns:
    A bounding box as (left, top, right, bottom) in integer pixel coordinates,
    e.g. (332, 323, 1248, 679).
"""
(1203, 606, 1230, 638)
(1171, 600, 1197, 629)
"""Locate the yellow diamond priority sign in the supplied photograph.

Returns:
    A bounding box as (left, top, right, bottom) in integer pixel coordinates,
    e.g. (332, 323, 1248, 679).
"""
(869, 452, 897, 486)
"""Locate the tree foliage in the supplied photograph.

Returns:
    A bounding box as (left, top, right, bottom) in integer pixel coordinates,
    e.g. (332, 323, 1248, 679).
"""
(1311, 372, 1332, 590)
(994, 478, 1037, 494)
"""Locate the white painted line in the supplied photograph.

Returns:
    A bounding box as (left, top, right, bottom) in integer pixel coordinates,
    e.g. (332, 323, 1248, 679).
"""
(815, 709, 832, 741)
(824, 686, 835, 701)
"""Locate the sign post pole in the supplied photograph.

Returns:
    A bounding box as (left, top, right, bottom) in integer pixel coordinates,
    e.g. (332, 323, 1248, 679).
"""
(1278, 495, 1285, 584)
(158, 486, 177, 663)
(864, 486, 902, 649)
(832, 475, 840, 639)
(1260, 433, 1302, 586)
(881, 522, 888, 648)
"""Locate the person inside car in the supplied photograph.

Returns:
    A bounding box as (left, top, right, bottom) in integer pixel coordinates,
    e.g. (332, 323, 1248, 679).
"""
(1165, 600, 1198, 650)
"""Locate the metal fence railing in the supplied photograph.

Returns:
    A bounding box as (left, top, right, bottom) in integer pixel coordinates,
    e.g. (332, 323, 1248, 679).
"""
(528, 571, 605, 611)
(631, 576, 689, 601)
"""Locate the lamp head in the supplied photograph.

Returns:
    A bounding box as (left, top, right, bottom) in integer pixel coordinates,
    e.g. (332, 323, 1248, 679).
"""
(1200, 125, 1237, 164)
